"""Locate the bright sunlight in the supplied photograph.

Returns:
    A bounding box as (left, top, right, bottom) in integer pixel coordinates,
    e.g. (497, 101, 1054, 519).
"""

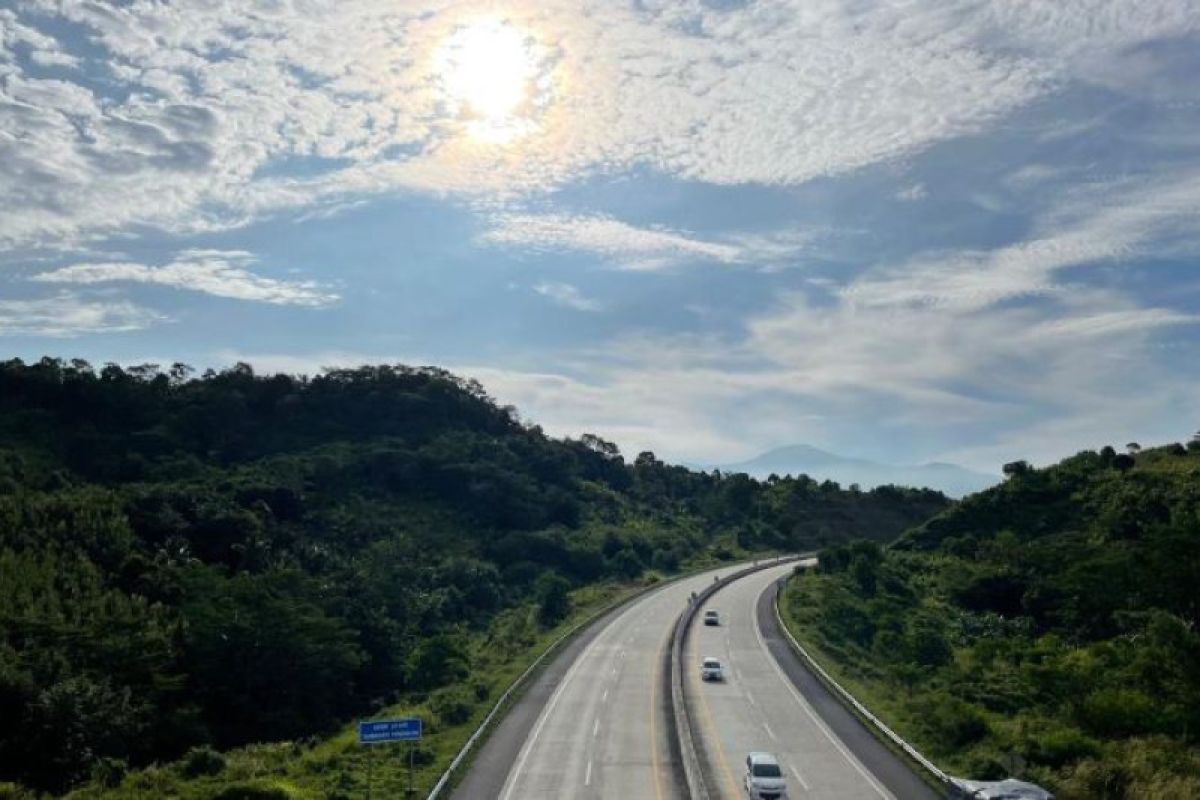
(436, 19, 543, 143)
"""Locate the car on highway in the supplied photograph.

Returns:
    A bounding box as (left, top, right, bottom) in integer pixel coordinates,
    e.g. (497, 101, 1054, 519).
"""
(704, 609, 720, 626)
(744, 751, 788, 800)
(701, 656, 724, 681)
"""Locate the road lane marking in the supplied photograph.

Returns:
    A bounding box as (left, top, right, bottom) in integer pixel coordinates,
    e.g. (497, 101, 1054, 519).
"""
(750, 573, 893, 800)
(602, 688, 609, 702)
(593, 717, 600, 737)
(650, 626, 671, 800)
(500, 570, 723, 800)
(585, 759, 593, 786)
(500, 587, 652, 800)
(791, 764, 811, 791)
(762, 721, 775, 740)
(689, 628, 742, 798)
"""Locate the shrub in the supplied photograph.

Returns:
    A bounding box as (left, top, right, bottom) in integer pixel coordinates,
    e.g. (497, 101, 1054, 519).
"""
(535, 572, 572, 626)
(89, 756, 129, 788)
(431, 685, 474, 726)
(923, 696, 989, 750)
(180, 745, 227, 778)
(1025, 727, 1101, 768)
(211, 784, 295, 800)
(1079, 688, 1159, 737)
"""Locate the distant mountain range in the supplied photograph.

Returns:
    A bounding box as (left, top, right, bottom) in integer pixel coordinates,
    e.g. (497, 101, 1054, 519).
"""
(711, 444, 998, 498)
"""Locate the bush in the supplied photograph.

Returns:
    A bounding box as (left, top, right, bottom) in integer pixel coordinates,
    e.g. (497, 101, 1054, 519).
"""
(180, 745, 227, 778)
(89, 756, 128, 788)
(1026, 727, 1101, 768)
(535, 572, 572, 626)
(1079, 688, 1159, 737)
(211, 783, 295, 800)
(431, 685, 474, 726)
(923, 696, 988, 750)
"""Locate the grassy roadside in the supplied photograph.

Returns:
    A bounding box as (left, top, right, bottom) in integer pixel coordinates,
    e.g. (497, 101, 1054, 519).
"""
(773, 570, 950, 791)
(56, 554, 751, 800)
(778, 563, 1200, 799)
(776, 570, 938, 748)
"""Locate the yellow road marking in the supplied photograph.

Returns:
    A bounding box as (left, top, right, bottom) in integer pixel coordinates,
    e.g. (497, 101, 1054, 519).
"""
(688, 626, 741, 798)
(650, 626, 670, 800)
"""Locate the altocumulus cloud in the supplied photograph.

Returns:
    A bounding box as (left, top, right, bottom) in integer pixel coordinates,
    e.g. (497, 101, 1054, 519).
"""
(32, 251, 338, 307)
(3, 0, 1192, 248)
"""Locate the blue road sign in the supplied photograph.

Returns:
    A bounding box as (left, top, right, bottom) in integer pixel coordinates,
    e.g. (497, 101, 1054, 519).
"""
(358, 717, 422, 744)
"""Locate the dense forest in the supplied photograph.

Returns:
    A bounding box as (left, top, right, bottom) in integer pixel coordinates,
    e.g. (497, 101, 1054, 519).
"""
(783, 442, 1200, 798)
(0, 357, 948, 795)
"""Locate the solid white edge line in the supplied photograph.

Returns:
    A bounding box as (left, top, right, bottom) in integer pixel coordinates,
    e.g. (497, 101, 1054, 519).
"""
(750, 568, 895, 800)
(499, 586, 654, 800)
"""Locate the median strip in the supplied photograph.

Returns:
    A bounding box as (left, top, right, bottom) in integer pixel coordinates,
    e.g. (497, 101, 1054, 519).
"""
(666, 555, 804, 800)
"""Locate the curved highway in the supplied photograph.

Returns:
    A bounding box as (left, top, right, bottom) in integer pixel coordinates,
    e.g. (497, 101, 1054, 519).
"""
(457, 560, 936, 799)
(685, 563, 940, 800)
(484, 567, 729, 800)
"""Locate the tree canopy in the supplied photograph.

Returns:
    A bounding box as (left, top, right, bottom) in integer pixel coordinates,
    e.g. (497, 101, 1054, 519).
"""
(0, 357, 948, 794)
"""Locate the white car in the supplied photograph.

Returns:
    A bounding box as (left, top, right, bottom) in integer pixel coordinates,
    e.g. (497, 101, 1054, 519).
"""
(701, 656, 724, 681)
(744, 752, 788, 800)
(704, 609, 720, 626)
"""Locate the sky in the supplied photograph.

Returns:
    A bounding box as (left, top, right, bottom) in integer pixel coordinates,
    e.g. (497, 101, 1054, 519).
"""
(1, 0, 1199, 473)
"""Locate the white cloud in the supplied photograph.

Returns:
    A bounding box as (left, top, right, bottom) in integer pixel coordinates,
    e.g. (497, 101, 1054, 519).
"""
(895, 183, 928, 201)
(533, 281, 603, 311)
(6, 0, 1190, 249)
(32, 250, 338, 307)
(483, 213, 741, 267)
(0, 293, 164, 337)
(482, 213, 818, 270)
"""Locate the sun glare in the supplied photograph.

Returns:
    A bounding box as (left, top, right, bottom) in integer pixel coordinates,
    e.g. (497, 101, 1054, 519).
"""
(437, 19, 542, 144)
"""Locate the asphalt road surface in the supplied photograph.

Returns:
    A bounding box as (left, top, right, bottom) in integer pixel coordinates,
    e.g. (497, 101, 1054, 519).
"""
(457, 560, 939, 799)
(460, 566, 730, 800)
(686, 563, 941, 800)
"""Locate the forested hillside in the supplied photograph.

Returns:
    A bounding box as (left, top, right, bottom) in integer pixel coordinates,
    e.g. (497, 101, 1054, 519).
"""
(0, 358, 948, 795)
(783, 442, 1200, 798)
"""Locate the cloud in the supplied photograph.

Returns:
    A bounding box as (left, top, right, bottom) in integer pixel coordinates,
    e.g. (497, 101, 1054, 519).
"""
(0, 293, 164, 337)
(483, 213, 741, 268)
(482, 213, 816, 270)
(845, 168, 1200, 313)
(533, 281, 603, 311)
(5, 0, 1189, 249)
(895, 183, 928, 202)
(32, 250, 338, 307)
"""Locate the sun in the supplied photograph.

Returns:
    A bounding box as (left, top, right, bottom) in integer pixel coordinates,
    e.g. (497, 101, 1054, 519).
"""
(437, 19, 542, 143)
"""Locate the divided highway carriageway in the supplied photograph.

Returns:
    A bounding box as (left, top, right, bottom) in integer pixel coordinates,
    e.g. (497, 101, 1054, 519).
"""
(452, 560, 939, 799)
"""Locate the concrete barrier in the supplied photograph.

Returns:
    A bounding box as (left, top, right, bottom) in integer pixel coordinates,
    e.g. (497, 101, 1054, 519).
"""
(668, 555, 805, 800)
(428, 561, 758, 799)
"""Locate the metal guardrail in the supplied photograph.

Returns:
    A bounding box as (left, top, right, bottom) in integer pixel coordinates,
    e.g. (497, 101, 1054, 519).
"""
(668, 555, 804, 800)
(770, 576, 954, 789)
(771, 573, 1056, 800)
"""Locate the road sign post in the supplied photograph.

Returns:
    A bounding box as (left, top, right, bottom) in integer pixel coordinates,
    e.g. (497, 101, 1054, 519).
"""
(358, 718, 423, 799)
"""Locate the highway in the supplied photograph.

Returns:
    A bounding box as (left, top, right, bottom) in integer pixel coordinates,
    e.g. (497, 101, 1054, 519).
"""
(478, 567, 728, 800)
(685, 563, 939, 800)
(458, 559, 936, 799)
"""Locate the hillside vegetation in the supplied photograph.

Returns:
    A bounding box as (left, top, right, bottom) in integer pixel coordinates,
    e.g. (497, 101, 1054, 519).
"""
(0, 357, 948, 796)
(783, 442, 1200, 799)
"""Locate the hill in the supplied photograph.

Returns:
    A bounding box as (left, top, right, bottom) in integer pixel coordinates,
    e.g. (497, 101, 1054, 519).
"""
(0, 357, 950, 796)
(715, 444, 997, 497)
(781, 441, 1200, 798)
